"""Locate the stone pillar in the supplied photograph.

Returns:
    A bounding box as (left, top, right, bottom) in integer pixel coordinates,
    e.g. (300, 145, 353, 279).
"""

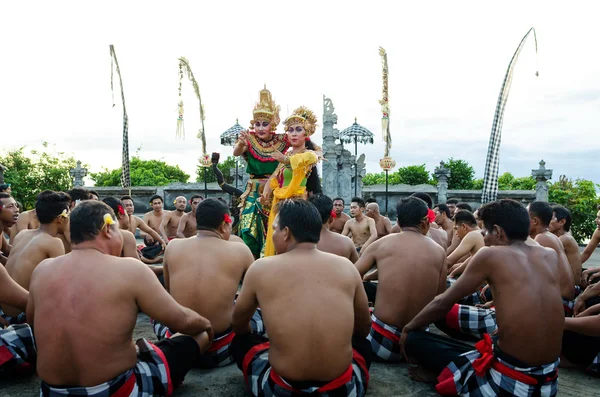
(531, 160, 552, 202)
(0, 163, 6, 184)
(69, 161, 88, 187)
(434, 161, 451, 205)
(321, 95, 340, 198)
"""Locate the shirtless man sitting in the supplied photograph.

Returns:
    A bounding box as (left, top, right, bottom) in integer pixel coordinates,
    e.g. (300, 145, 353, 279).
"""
(446, 210, 484, 275)
(231, 199, 372, 397)
(309, 195, 358, 263)
(446, 202, 473, 255)
(177, 195, 203, 238)
(10, 208, 40, 241)
(160, 196, 187, 242)
(329, 197, 351, 234)
(550, 205, 582, 288)
(0, 193, 20, 265)
(30, 201, 213, 396)
(401, 199, 563, 396)
(529, 201, 577, 315)
(342, 197, 377, 254)
(0, 263, 33, 375)
(3, 191, 70, 323)
(152, 198, 263, 368)
(120, 195, 165, 253)
(143, 194, 168, 238)
(365, 202, 392, 240)
(433, 203, 453, 246)
(356, 197, 446, 361)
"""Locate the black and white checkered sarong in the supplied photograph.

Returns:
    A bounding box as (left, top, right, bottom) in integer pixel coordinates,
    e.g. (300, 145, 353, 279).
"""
(367, 313, 402, 362)
(444, 303, 497, 339)
(0, 324, 36, 373)
(40, 338, 171, 396)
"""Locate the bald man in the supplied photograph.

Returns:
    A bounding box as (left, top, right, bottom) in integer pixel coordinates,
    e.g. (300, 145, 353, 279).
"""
(159, 196, 187, 242)
(365, 203, 392, 240)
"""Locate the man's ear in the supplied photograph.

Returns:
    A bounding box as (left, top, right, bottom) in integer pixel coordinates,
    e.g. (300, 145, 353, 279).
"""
(283, 226, 291, 242)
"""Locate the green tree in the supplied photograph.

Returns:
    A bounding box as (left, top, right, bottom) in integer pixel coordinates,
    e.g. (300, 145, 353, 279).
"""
(472, 178, 484, 190)
(196, 156, 237, 184)
(548, 176, 600, 243)
(434, 158, 475, 189)
(363, 172, 384, 186)
(0, 142, 78, 210)
(396, 164, 432, 185)
(90, 157, 189, 187)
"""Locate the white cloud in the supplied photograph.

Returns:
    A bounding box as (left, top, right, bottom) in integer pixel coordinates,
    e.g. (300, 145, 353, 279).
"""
(1, 0, 599, 184)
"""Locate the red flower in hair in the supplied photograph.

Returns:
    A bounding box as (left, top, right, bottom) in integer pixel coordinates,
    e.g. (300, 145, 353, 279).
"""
(117, 205, 125, 216)
(223, 214, 232, 224)
(330, 210, 337, 219)
(427, 208, 436, 224)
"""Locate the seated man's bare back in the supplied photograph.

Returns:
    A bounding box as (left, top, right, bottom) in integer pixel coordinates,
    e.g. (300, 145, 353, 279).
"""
(310, 196, 358, 263)
(231, 200, 372, 397)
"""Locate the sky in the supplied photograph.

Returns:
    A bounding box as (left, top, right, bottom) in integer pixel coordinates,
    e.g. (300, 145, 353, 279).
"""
(1, 1, 599, 186)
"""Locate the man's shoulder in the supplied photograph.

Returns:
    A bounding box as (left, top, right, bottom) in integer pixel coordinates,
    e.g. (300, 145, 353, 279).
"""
(340, 212, 351, 220)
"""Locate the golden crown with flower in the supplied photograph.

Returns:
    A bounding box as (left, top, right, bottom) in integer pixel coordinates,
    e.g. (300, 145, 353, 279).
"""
(250, 85, 281, 131)
(283, 106, 318, 136)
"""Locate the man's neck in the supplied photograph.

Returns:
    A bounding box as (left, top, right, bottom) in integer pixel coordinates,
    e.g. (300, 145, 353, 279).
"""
(176, 209, 184, 214)
(530, 226, 549, 238)
(354, 214, 364, 222)
(39, 223, 59, 237)
(284, 242, 317, 253)
(72, 241, 110, 255)
(371, 214, 381, 221)
(153, 209, 163, 215)
(402, 226, 425, 236)
(553, 228, 566, 238)
(442, 218, 453, 229)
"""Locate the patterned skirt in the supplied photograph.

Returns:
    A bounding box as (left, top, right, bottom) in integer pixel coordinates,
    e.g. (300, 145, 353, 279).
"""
(238, 178, 270, 258)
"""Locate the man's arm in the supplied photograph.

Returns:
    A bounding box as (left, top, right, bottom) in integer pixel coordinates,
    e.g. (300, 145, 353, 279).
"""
(447, 233, 476, 266)
(158, 214, 172, 243)
(384, 218, 392, 235)
(581, 229, 600, 264)
(47, 237, 66, 259)
(565, 315, 600, 337)
(0, 264, 28, 311)
(348, 238, 359, 264)
(232, 261, 261, 335)
(446, 234, 460, 255)
(562, 236, 582, 287)
(1, 233, 11, 256)
(131, 259, 212, 337)
(352, 268, 372, 338)
(341, 220, 351, 237)
(437, 255, 449, 295)
(176, 215, 188, 239)
(360, 218, 378, 253)
(355, 242, 376, 277)
(140, 213, 151, 237)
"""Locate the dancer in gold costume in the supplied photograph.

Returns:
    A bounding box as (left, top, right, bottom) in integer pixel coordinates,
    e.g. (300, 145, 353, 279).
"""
(262, 106, 322, 257)
(234, 86, 289, 258)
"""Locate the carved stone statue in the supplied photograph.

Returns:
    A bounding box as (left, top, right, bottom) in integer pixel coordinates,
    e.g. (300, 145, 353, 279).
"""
(434, 161, 451, 204)
(69, 161, 88, 187)
(531, 160, 552, 202)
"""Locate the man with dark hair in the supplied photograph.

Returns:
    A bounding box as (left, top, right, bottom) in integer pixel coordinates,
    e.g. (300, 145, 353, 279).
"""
(342, 197, 377, 254)
(119, 195, 166, 253)
(143, 194, 167, 239)
(152, 198, 261, 367)
(0, 183, 11, 194)
(102, 197, 140, 259)
(330, 197, 350, 233)
(529, 201, 577, 315)
(30, 201, 213, 395)
(67, 188, 90, 208)
(0, 193, 20, 265)
(88, 190, 100, 201)
(365, 202, 392, 240)
(456, 202, 473, 213)
(447, 210, 484, 270)
(309, 195, 358, 263)
(446, 199, 459, 218)
(231, 199, 372, 396)
(3, 191, 70, 322)
(411, 193, 448, 249)
(177, 194, 203, 238)
(434, 203, 453, 245)
(401, 199, 563, 395)
(355, 197, 446, 362)
(159, 196, 187, 242)
(550, 205, 582, 288)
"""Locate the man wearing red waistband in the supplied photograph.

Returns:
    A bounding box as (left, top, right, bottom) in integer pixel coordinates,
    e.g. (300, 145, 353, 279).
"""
(231, 199, 372, 397)
(31, 201, 213, 396)
(355, 196, 447, 361)
(152, 198, 265, 368)
(402, 199, 563, 396)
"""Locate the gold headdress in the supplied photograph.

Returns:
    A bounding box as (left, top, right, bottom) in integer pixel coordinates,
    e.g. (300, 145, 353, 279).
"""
(283, 106, 318, 136)
(250, 85, 280, 131)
